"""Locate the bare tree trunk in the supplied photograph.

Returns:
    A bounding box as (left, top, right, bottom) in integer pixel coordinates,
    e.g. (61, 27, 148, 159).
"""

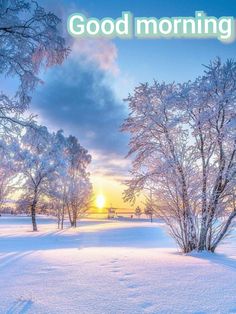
(67, 205, 73, 227)
(61, 187, 66, 229)
(164, 127, 197, 252)
(57, 208, 61, 229)
(72, 208, 77, 228)
(198, 229, 207, 251)
(197, 127, 208, 251)
(61, 205, 65, 230)
(207, 223, 213, 251)
(210, 211, 236, 252)
(31, 199, 38, 232)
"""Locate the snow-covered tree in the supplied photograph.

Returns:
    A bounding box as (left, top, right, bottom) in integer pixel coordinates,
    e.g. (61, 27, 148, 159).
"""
(0, 0, 68, 133)
(49, 176, 68, 229)
(188, 59, 236, 252)
(48, 134, 92, 229)
(135, 206, 142, 218)
(0, 138, 16, 210)
(122, 58, 236, 253)
(144, 199, 155, 223)
(16, 125, 64, 231)
(64, 136, 92, 228)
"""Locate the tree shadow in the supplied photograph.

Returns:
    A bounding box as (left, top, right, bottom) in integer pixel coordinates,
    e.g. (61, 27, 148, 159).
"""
(187, 251, 236, 271)
(0, 251, 33, 269)
(0, 224, 175, 252)
(6, 299, 33, 314)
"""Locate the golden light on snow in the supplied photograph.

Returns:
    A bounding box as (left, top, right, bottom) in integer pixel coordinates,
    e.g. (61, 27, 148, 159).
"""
(96, 194, 106, 209)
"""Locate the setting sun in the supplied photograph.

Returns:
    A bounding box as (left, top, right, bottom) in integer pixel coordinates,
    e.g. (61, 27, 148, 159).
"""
(96, 194, 106, 209)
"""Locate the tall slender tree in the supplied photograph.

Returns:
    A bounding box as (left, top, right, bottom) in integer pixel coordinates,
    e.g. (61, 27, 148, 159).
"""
(16, 125, 64, 231)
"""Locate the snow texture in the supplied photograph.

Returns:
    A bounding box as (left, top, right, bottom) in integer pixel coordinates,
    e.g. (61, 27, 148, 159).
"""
(0, 215, 236, 314)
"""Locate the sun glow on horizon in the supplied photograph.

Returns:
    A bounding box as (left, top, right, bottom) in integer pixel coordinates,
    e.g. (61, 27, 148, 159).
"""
(96, 194, 106, 209)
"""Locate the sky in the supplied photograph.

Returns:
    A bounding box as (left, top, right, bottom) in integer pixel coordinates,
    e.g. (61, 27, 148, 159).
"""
(22, 1, 236, 210)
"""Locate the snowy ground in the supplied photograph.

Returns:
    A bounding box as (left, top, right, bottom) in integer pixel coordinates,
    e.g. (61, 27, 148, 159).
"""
(0, 216, 236, 314)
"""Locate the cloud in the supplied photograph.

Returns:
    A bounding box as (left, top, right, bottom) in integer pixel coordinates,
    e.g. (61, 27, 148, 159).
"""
(90, 150, 131, 178)
(32, 5, 130, 177)
(32, 41, 129, 157)
(39, 0, 119, 76)
(72, 39, 119, 75)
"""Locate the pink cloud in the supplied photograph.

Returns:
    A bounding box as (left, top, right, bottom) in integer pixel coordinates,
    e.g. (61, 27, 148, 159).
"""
(72, 38, 119, 75)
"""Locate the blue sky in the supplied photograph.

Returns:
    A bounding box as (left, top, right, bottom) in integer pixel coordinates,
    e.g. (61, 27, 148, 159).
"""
(43, 0, 236, 87)
(31, 1, 236, 206)
(35, 0, 236, 153)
